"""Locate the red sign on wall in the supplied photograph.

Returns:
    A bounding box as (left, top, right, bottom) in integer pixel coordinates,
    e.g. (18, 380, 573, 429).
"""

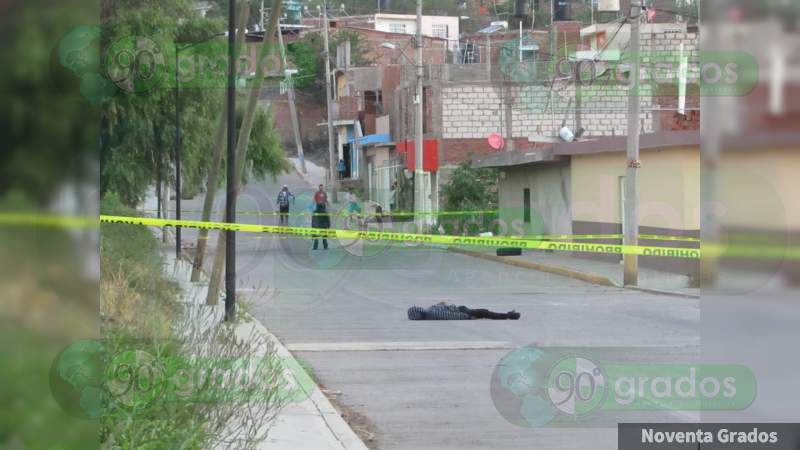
(397, 140, 439, 171)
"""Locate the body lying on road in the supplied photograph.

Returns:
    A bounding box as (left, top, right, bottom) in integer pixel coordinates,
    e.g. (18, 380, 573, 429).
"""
(407, 302, 520, 320)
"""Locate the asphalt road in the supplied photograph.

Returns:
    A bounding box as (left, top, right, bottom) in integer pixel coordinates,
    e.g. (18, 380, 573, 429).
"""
(178, 170, 701, 449)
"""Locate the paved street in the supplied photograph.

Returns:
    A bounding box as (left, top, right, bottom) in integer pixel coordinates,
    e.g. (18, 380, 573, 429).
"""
(178, 170, 700, 449)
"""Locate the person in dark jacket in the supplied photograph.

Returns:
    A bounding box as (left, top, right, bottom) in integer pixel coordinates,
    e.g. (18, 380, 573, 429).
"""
(311, 203, 331, 250)
(407, 302, 520, 320)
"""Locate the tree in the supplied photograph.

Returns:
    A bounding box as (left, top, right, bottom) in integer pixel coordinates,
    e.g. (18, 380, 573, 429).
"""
(441, 162, 498, 212)
(440, 162, 499, 236)
(99, 0, 289, 208)
(0, 0, 101, 205)
(205, 0, 286, 305)
(99, 0, 222, 206)
(286, 29, 374, 101)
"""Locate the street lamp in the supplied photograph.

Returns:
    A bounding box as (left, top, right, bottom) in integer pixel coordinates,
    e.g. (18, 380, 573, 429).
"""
(174, 31, 226, 259)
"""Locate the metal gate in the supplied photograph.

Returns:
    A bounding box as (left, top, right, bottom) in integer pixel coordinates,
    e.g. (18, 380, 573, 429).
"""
(371, 161, 403, 211)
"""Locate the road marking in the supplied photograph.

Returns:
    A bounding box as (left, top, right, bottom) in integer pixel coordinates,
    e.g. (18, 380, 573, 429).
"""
(286, 341, 515, 352)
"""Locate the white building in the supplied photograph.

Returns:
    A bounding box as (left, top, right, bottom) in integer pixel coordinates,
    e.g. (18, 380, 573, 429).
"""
(373, 14, 460, 50)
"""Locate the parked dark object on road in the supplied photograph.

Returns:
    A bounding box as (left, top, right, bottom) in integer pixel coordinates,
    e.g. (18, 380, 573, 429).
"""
(496, 248, 522, 256)
(407, 302, 520, 320)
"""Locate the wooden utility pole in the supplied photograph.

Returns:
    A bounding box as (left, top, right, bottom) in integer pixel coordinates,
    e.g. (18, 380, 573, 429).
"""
(623, 1, 641, 286)
(277, 20, 307, 174)
(322, 1, 338, 202)
(192, 4, 248, 285)
(208, 0, 284, 309)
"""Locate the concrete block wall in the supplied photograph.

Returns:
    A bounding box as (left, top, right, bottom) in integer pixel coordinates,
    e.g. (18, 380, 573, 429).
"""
(640, 30, 701, 84)
(441, 82, 654, 140)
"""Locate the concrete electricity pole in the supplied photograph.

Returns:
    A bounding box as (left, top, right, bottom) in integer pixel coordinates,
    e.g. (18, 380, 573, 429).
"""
(623, 2, 641, 286)
(414, 0, 425, 231)
(277, 20, 307, 174)
(322, 1, 338, 202)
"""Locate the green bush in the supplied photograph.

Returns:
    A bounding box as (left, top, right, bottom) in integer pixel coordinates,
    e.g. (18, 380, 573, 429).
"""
(438, 162, 498, 236)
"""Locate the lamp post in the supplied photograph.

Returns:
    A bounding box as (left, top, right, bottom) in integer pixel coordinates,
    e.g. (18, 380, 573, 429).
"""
(174, 31, 226, 259)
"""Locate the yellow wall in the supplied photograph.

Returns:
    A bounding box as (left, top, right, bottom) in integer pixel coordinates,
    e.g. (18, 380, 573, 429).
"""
(571, 146, 700, 231)
(717, 147, 800, 231)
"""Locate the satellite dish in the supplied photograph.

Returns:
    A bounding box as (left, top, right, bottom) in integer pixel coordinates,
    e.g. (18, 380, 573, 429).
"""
(487, 132, 505, 150)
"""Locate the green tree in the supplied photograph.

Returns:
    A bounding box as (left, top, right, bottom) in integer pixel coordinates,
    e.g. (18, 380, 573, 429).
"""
(99, 0, 222, 206)
(286, 29, 374, 100)
(100, 0, 289, 207)
(285, 39, 318, 90)
(0, 1, 101, 205)
(441, 162, 498, 212)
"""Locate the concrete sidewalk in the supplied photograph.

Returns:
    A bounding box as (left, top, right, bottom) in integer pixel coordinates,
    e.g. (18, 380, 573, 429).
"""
(289, 157, 326, 190)
(451, 247, 699, 298)
(156, 234, 367, 450)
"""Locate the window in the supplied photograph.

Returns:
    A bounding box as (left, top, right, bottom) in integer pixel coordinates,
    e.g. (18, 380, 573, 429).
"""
(431, 23, 449, 39)
(523, 189, 531, 223)
(389, 23, 407, 34)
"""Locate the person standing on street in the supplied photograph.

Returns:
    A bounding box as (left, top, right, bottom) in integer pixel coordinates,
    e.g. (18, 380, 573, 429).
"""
(389, 181, 398, 212)
(314, 184, 328, 207)
(311, 203, 331, 250)
(276, 185, 295, 225)
(337, 159, 346, 180)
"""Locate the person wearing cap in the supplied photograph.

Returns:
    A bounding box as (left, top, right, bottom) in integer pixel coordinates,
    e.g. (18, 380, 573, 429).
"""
(276, 185, 295, 225)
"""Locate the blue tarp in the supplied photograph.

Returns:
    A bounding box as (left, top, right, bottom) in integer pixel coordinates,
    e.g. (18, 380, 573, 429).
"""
(348, 134, 392, 146)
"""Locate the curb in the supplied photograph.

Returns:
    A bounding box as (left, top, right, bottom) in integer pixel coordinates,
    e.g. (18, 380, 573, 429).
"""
(164, 249, 368, 450)
(240, 316, 370, 450)
(623, 286, 700, 299)
(449, 247, 700, 298)
(448, 247, 616, 287)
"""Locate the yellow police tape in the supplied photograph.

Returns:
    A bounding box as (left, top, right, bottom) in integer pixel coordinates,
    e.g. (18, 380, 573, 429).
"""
(0, 213, 99, 229)
(6, 213, 799, 260)
(99, 215, 702, 259)
(142, 210, 700, 243)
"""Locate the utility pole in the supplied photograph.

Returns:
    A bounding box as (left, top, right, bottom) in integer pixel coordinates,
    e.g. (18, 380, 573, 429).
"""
(549, 0, 555, 62)
(414, 0, 426, 231)
(225, 0, 237, 322)
(322, 1, 338, 202)
(485, 34, 491, 80)
(277, 20, 307, 174)
(623, 2, 641, 286)
(174, 43, 182, 259)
